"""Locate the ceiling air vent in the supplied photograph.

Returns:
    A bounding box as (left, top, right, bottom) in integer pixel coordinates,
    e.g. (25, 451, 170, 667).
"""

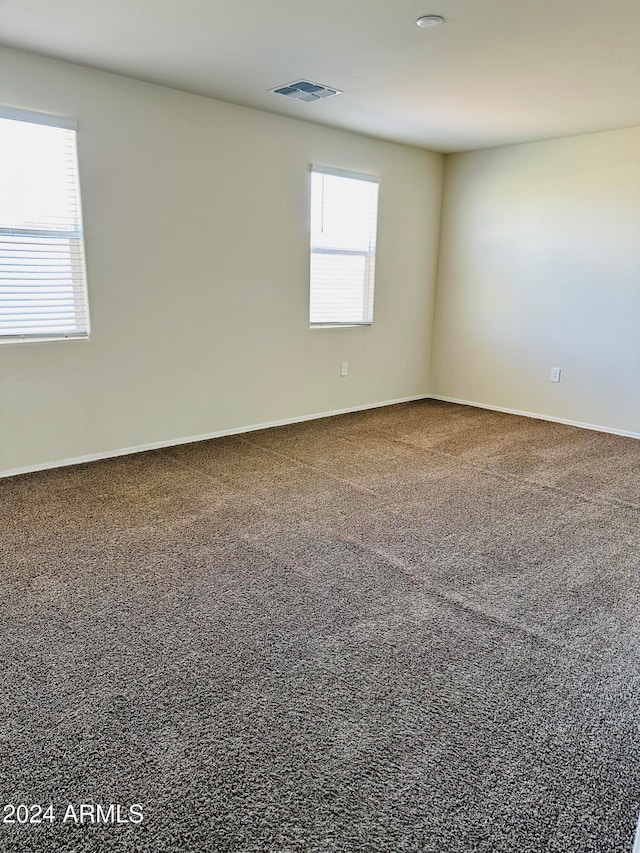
(269, 80, 342, 102)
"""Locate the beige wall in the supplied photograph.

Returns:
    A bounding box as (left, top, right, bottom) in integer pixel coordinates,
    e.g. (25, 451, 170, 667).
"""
(431, 127, 640, 435)
(0, 47, 444, 474)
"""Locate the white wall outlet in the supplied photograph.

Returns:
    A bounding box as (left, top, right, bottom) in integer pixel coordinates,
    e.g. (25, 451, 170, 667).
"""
(550, 367, 561, 383)
(341, 361, 348, 377)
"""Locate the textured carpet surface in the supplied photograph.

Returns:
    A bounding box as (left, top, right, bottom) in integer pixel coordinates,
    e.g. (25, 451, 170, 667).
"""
(1, 400, 639, 852)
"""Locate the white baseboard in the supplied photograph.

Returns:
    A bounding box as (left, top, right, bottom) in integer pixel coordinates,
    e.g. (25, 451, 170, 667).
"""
(5, 392, 637, 480)
(430, 394, 640, 441)
(0, 394, 429, 479)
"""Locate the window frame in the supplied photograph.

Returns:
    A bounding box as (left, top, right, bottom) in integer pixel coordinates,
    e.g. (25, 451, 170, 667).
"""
(309, 164, 380, 329)
(0, 105, 90, 345)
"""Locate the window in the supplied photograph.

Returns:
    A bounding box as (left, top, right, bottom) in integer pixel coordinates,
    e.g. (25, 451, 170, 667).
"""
(0, 108, 89, 343)
(309, 165, 379, 327)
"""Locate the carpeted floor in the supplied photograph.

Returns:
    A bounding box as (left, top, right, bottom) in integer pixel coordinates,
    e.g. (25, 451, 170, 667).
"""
(1, 400, 640, 852)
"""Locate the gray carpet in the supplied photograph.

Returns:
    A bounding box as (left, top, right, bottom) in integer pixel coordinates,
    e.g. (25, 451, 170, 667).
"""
(1, 400, 639, 852)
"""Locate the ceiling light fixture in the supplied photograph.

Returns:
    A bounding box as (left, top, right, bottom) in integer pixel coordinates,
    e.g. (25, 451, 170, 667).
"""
(416, 15, 445, 27)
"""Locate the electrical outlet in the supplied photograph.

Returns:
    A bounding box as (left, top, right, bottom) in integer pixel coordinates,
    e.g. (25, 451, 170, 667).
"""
(341, 361, 348, 377)
(550, 367, 561, 383)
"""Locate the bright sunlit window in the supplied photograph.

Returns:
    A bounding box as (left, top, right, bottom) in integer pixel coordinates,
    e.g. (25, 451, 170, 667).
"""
(0, 108, 89, 343)
(309, 165, 380, 327)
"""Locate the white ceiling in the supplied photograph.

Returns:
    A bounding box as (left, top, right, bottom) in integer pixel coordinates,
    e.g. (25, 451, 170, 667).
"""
(1, 0, 639, 152)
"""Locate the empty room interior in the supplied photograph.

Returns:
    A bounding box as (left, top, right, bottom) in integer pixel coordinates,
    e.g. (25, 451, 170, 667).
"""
(1, 0, 640, 850)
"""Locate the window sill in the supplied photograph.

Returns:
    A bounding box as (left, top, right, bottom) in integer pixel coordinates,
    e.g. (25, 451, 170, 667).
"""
(310, 323, 373, 330)
(0, 334, 90, 346)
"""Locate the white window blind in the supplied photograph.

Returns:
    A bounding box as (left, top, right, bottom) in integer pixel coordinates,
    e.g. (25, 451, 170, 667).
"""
(0, 108, 89, 342)
(310, 166, 379, 326)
